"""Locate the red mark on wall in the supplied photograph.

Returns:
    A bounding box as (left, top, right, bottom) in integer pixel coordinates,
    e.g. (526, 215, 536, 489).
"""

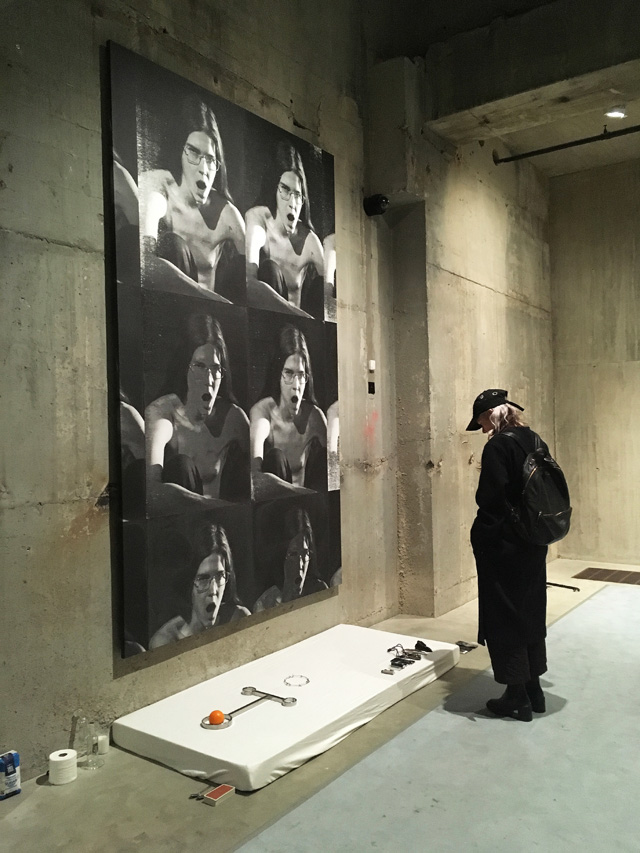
(364, 410, 379, 444)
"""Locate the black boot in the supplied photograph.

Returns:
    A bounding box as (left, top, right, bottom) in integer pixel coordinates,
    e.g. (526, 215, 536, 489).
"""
(525, 677, 546, 713)
(486, 684, 533, 722)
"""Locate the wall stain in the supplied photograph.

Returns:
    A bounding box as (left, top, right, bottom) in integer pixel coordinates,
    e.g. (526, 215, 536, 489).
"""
(64, 496, 109, 543)
(94, 483, 112, 508)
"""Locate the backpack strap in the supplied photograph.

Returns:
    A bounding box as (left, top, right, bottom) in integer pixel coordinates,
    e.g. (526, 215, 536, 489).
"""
(501, 431, 536, 525)
(502, 429, 541, 455)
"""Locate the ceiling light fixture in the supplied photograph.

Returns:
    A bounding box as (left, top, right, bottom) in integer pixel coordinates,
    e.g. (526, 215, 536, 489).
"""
(605, 106, 627, 119)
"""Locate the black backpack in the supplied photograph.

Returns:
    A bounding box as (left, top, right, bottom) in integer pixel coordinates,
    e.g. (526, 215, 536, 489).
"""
(503, 430, 572, 546)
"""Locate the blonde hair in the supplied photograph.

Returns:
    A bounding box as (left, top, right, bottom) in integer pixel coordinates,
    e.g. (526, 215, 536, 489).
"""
(488, 404, 528, 436)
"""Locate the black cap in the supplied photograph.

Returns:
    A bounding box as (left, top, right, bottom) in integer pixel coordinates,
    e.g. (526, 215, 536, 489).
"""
(466, 389, 524, 431)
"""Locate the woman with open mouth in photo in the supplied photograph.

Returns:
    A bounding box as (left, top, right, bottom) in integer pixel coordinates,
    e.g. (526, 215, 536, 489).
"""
(149, 523, 250, 649)
(146, 313, 250, 515)
(250, 324, 327, 496)
(245, 140, 330, 317)
(139, 95, 245, 302)
(253, 507, 327, 612)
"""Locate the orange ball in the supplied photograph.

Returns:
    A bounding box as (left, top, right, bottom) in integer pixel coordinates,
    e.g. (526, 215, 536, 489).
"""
(209, 710, 225, 726)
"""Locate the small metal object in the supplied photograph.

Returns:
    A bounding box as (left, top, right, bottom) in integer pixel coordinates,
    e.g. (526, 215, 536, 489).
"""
(547, 581, 580, 592)
(200, 714, 232, 730)
(388, 642, 431, 659)
(284, 674, 310, 687)
(391, 656, 414, 666)
(381, 668, 396, 675)
(455, 641, 478, 654)
(201, 686, 297, 730)
(241, 686, 297, 706)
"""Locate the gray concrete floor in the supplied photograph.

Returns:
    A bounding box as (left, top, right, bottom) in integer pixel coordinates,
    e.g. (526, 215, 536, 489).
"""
(0, 559, 625, 852)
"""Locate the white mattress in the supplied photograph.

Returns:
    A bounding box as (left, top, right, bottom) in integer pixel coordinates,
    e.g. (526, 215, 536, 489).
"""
(112, 624, 459, 790)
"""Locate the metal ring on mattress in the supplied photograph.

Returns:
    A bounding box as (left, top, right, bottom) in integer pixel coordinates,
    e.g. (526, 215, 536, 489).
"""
(200, 714, 233, 730)
(284, 674, 310, 687)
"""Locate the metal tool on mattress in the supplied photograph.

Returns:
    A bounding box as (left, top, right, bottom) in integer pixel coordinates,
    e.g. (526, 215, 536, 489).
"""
(382, 640, 435, 672)
(201, 686, 297, 730)
(387, 640, 433, 660)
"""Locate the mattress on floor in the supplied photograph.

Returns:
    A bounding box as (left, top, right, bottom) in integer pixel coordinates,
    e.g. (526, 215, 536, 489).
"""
(112, 624, 459, 791)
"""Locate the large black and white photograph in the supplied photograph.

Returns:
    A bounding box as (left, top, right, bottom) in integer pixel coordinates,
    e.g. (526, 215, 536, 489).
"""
(107, 42, 340, 656)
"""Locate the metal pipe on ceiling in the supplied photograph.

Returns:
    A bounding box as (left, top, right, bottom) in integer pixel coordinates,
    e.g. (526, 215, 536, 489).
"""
(493, 122, 640, 165)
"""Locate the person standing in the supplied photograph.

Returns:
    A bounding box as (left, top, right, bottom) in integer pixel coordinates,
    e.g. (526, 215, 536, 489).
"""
(467, 389, 549, 722)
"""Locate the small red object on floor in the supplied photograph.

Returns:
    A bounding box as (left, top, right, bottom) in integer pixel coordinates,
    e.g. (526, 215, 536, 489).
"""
(202, 784, 235, 806)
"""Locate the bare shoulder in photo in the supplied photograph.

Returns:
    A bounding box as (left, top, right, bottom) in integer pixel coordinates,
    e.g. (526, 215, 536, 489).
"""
(139, 95, 246, 303)
(145, 312, 250, 516)
(250, 323, 327, 501)
(245, 141, 332, 319)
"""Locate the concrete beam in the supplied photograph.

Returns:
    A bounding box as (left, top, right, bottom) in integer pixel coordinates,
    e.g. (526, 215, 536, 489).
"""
(427, 59, 640, 144)
(367, 57, 425, 201)
(424, 0, 640, 128)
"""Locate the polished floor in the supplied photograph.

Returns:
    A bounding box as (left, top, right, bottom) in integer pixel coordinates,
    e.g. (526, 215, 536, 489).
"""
(2, 558, 636, 852)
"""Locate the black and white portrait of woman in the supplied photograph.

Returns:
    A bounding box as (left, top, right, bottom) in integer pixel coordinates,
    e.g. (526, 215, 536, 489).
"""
(138, 95, 246, 303)
(145, 310, 250, 515)
(149, 520, 251, 649)
(249, 321, 328, 501)
(253, 506, 327, 611)
(245, 141, 330, 318)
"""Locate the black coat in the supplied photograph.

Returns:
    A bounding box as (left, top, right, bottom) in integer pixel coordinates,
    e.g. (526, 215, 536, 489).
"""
(471, 426, 548, 647)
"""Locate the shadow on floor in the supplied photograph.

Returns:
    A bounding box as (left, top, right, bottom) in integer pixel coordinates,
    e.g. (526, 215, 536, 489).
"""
(442, 672, 567, 719)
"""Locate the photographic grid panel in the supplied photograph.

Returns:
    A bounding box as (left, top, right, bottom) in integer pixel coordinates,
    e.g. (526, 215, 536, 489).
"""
(107, 42, 340, 657)
(145, 505, 255, 652)
(252, 492, 330, 615)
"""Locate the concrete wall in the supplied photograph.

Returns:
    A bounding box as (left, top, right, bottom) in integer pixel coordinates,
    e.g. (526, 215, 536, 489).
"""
(550, 159, 640, 563)
(426, 140, 554, 614)
(367, 58, 554, 616)
(0, 0, 400, 779)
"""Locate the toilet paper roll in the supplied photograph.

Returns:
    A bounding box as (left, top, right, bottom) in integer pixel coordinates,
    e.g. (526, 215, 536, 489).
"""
(49, 749, 78, 785)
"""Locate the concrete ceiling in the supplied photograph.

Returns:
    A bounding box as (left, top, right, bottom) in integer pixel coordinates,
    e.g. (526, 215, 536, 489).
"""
(367, 1, 640, 176)
(366, 0, 557, 61)
(426, 60, 640, 177)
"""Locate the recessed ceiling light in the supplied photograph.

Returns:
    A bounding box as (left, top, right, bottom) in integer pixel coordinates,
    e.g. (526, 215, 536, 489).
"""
(605, 106, 627, 119)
